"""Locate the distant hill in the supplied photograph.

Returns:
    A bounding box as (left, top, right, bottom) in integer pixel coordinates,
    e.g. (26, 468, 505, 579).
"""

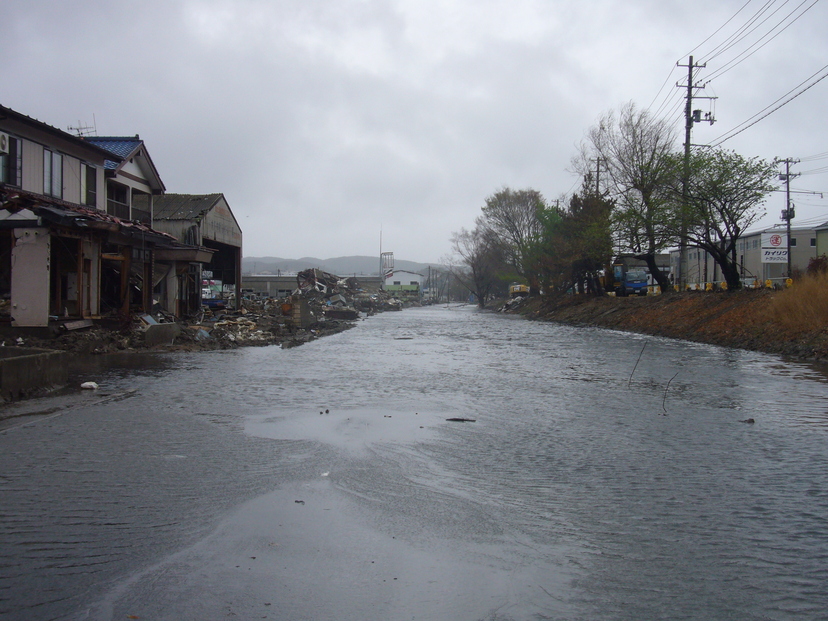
(242, 255, 438, 276)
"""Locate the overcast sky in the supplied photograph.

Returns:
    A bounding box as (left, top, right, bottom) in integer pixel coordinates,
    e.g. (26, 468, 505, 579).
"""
(4, 0, 827, 263)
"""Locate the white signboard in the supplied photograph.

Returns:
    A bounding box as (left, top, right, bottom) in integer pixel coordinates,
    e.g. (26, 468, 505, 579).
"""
(762, 248, 788, 263)
(761, 232, 788, 264)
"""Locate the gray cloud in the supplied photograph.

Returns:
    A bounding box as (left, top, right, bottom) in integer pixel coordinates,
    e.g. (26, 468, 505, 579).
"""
(4, 0, 826, 262)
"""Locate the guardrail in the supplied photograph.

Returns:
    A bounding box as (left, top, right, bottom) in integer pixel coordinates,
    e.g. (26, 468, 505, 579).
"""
(678, 277, 793, 291)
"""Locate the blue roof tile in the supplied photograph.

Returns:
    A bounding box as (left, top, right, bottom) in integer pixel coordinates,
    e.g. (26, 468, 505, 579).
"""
(85, 137, 142, 169)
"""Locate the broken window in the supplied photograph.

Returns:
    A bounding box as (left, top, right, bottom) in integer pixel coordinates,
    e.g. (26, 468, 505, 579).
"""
(131, 190, 152, 224)
(107, 181, 129, 220)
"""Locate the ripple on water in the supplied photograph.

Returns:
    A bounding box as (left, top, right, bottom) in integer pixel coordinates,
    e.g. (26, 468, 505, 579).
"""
(3, 305, 828, 620)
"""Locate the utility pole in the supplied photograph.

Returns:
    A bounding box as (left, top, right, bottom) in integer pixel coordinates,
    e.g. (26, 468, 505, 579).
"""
(378, 227, 383, 291)
(592, 157, 604, 195)
(778, 158, 800, 278)
(676, 56, 716, 289)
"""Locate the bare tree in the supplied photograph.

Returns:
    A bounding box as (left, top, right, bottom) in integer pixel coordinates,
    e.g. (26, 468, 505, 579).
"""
(450, 220, 506, 307)
(579, 102, 678, 292)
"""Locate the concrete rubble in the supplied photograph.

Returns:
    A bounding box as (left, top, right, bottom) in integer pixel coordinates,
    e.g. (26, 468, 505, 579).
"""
(0, 269, 410, 356)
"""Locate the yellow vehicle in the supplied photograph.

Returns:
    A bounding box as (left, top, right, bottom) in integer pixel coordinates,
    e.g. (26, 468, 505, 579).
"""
(509, 284, 530, 298)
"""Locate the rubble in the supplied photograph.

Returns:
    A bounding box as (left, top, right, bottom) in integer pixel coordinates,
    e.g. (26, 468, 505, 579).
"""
(1, 268, 409, 354)
(497, 296, 528, 313)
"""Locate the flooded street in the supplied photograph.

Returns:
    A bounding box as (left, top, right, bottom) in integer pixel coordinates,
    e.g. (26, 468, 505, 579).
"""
(2, 305, 828, 620)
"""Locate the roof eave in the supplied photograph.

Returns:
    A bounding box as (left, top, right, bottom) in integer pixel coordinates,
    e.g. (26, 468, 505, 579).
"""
(0, 104, 124, 162)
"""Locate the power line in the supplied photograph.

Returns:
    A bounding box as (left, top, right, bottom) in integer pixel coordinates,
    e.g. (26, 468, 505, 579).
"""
(648, 0, 763, 123)
(647, 67, 682, 115)
(791, 201, 828, 211)
(649, 0, 820, 126)
(709, 63, 828, 146)
(702, 0, 820, 82)
(653, 93, 683, 122)
(684, 0, 756, 60)
(648, 0, 754, 120)
(705, 0, 788, 61)
(783, 213, 828, 227)
(799, 151, 828, 162)
(701, 0, 791, 64)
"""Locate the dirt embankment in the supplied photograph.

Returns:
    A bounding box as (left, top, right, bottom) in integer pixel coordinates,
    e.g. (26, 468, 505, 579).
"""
(497, 290, 828, 361)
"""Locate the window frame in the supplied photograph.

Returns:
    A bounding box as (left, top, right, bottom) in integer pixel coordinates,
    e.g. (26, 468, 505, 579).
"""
(107, 180, 130, 219)
(81, 163, 97, 207)
(0, 135, 21, 186)
(43, 148, 63, 198)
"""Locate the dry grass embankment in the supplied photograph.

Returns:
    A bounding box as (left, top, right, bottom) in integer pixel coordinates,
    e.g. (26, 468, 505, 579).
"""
(768, 272, 828, 336)
(507, 275, 828, 361)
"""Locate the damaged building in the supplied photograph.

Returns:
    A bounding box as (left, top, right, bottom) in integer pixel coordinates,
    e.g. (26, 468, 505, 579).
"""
(0, 104, 214, 331)
(151, 193, 242, 312)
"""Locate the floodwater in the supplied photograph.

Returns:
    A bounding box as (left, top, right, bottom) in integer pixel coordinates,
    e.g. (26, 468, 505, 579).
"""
(2, 305, 828, 620)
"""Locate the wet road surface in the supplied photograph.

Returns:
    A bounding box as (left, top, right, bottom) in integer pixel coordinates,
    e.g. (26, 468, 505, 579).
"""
(2, 305, 828, 620)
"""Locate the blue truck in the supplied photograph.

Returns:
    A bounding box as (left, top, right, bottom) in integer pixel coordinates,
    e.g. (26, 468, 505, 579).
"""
(612, 263, 650, 297)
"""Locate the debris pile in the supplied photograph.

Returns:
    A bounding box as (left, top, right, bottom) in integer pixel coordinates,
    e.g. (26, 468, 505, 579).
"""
(2, 268, 409, 354)
(497, 295, 528, 312)
(294, 268, 405, 317)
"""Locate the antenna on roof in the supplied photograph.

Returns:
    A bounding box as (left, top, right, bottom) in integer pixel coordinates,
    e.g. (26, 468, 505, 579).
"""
(68, 113, 97, 137)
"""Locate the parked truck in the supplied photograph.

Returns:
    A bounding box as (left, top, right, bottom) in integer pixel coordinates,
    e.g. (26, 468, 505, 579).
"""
(612, 263, 649, 297)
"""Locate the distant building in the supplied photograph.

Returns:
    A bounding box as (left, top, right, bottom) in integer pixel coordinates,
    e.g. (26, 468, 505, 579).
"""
(811, 221, 828, 261)
(670, 225, 818, 288)
(240, 274, 299, 299)
(385, 269, 424, 286)
(384, 269, 424, 300)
